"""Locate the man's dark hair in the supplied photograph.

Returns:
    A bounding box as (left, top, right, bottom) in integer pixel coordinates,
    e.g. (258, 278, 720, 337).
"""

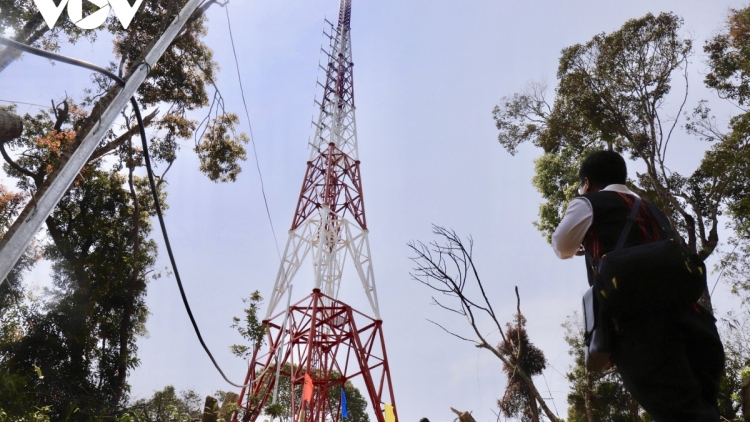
(579, 150, 627, 188)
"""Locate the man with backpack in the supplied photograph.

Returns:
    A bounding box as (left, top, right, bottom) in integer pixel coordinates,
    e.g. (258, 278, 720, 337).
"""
(551, 150, 725, 421)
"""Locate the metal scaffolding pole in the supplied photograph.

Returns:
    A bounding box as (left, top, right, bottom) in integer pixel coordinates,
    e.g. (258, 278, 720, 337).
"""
(0, 0, 203, 284)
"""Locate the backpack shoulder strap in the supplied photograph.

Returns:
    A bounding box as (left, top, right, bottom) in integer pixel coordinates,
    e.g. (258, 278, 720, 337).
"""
(614, 196, 642, 251)
(642, 200, 677, 241)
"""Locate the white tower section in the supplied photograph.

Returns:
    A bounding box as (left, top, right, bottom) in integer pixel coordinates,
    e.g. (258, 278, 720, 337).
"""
(264, 0, 380, 320)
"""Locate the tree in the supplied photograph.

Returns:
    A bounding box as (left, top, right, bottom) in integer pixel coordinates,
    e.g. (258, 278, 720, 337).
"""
(128, 385, 203, 422)
(492, 10, 750, 419)
(230, 291, 268, 359)
(497, 313, 547, 422)
(492, 12, 737, 310)
(0, 168, 158, 417)
(408, 225, 560, 422)
(715, 310, 750, 420)
(0, 0, 249, 419)
(561, 313, 648, 422)
(699, 6, 750, 303)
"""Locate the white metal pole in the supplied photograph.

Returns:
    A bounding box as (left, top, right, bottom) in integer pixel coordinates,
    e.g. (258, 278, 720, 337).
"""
(0, 0, 203, 283)
(272, 284, 293, 404)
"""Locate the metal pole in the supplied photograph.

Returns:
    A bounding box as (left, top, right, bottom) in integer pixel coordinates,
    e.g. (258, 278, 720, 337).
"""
(0, 0, 203, 283)
(272, 284, 293, 404)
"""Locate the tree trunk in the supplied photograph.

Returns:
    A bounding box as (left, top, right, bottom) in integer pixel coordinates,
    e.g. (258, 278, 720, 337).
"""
(0, 109, 23, 142)
(202, 396, 218, 422)
(220, 392, 240, 421)
(113, 163, 141, 406)
(584, 374, 595, 422)
(450, 407, 477, 422)
(628, 395, 641, 422)
(527, 389, 540, 422)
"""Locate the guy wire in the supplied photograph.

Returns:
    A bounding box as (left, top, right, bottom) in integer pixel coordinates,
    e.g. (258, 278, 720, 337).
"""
(224, 3, 282, 261)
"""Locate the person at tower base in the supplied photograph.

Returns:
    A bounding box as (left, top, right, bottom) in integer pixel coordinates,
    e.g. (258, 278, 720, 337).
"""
(551, 150, 725, 421)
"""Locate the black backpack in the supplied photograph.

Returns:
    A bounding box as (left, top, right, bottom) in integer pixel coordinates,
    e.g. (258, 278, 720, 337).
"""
(582, 196, 706, 370)
(592, 197, 706, 317)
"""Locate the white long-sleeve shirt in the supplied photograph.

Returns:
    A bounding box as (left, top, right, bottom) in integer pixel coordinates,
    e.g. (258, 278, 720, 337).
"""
(551, 184, 639, 259)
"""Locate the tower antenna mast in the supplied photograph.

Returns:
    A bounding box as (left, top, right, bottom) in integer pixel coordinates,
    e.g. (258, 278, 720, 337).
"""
(235, 1, 398, 422)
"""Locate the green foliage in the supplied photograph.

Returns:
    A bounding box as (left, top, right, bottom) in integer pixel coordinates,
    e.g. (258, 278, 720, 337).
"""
(0, 404, 52, 422)
(0, 368, 52, 422)
(230, 291, 267, 358)
(494, 13, 702, 248)
(0, 169, 157, 419)
(493, 11, 750, 312)
(716, 310, 750, 420)
(696, 6, 750, 299)
(497, 313, 547, 422)
(128, 385, 203, 422)
(530, 145, 590, 242)
(196, 113, 249, 183)
(561, 313, 648, 422)
(704, 7, 750, 106)
(0, 0, 249, 419)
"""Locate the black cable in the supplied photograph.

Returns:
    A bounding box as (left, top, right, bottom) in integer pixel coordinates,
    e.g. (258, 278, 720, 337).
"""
(130, 98, 251, 389)
(0, 35, 251, 388)
(0, 36, 122, 83)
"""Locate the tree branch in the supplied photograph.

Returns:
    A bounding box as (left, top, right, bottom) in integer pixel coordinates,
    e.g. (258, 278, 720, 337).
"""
(89, 108, 158, 162)
(410, 226, 561, 422)
(425, 319, 477, 344)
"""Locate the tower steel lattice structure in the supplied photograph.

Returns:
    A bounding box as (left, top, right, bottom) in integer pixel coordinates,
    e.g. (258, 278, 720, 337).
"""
(235, 2, 398, 422)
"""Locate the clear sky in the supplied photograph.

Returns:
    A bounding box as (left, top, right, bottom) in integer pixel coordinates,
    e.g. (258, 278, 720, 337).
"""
(0, 1, 747, 421)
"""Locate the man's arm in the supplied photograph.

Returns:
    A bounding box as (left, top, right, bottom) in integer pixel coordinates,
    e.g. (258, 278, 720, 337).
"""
(552, 197, 593, 259)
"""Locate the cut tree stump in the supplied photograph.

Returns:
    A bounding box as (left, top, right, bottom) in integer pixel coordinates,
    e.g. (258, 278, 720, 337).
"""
(0, 109, 23, 142)
(450, 407, 477, 422)
(202, 395, 219, 422)
(219, 392, 240, 420)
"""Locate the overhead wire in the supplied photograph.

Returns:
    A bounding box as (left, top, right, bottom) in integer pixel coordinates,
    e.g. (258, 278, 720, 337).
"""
(711, 242, 739, 296)
(224, 3, 282, 261)
(541, 372, 560, 416)
(0, 99, 50, 108)
(0, 34, 252, 389)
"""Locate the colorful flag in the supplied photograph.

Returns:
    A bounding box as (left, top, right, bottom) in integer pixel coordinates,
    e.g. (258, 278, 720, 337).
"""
(384, 403, 395, 422)
(341, 387, 349, 418)
(302, 373, 314, 403)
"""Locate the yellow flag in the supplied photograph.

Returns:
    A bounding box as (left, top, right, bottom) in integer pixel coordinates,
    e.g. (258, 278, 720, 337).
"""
(384, 404, 395, 422)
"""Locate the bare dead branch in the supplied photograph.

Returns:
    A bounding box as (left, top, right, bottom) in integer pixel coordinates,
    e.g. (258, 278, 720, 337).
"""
(410, 226, 561, 422)
(431, 296, 466, 316)
(663, 61, 689, 161)
(426, 319, 477, 344)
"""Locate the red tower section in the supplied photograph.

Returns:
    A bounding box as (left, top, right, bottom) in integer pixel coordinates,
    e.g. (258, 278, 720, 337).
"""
(236, 291, 396, 422)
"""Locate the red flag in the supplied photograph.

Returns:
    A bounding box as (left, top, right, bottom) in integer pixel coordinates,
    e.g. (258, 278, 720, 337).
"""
(302, 373, 314, 402)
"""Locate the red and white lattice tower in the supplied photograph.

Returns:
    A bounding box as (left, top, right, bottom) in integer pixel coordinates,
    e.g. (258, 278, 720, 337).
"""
(235, 2, 398, 422)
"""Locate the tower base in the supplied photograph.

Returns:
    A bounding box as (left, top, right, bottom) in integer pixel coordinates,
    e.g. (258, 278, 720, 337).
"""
(235, 289, 398, 422)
